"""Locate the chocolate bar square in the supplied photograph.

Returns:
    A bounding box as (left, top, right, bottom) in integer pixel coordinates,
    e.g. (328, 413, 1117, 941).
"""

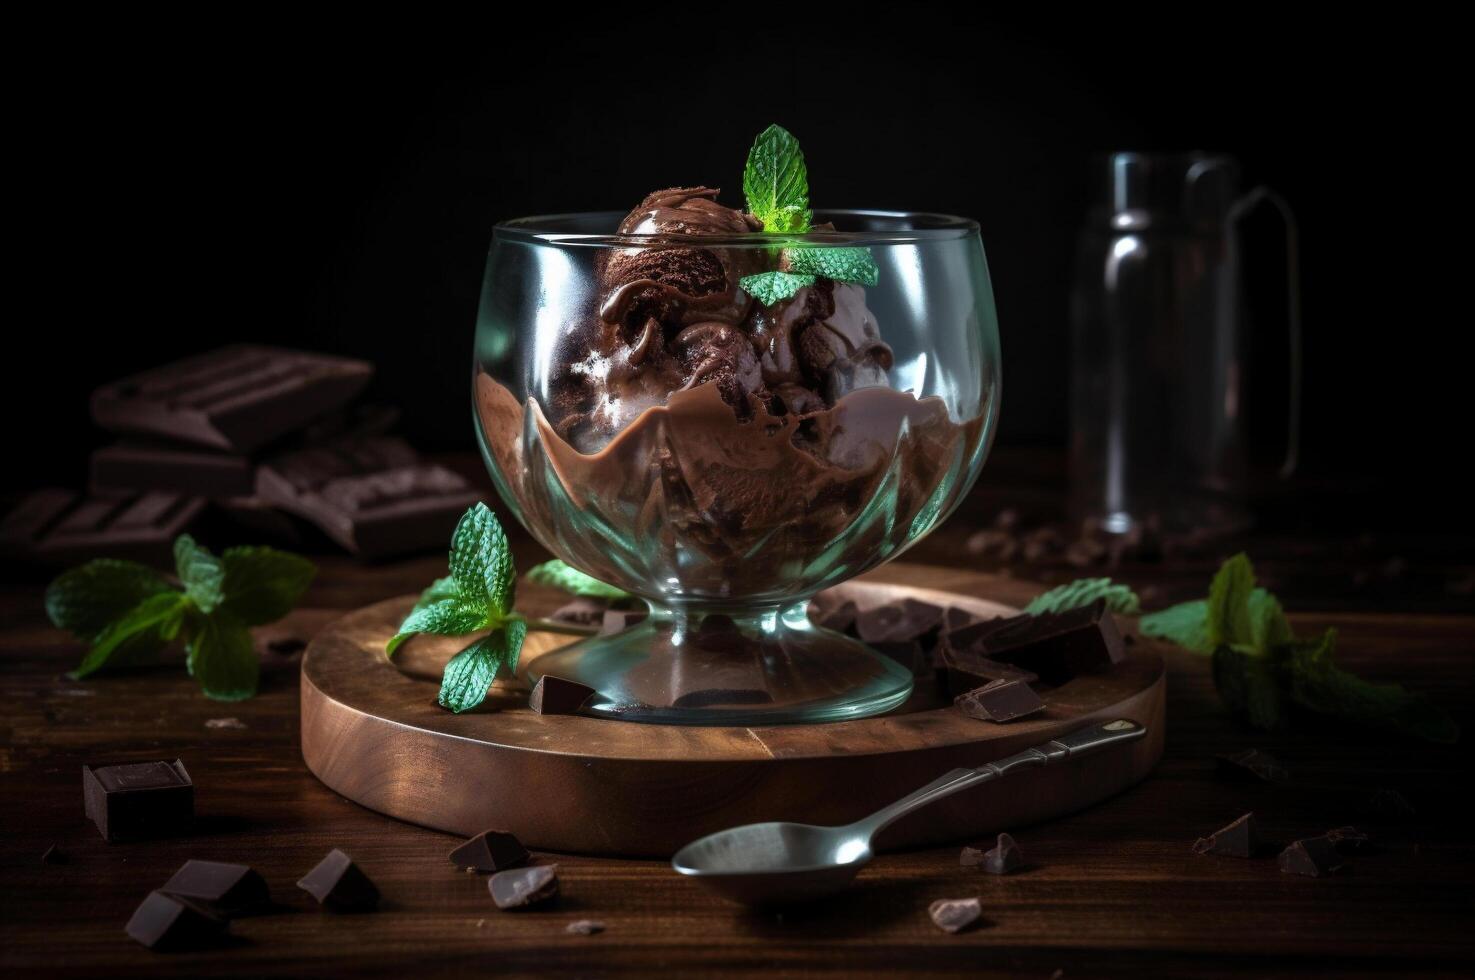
(83, 760, 193, 842)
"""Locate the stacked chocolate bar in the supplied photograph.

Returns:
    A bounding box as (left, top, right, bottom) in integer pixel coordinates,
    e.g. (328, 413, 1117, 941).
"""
(2, 345, 479, 565)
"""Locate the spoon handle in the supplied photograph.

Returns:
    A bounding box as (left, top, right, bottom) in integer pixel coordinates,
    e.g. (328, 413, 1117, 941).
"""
(851, 718, 1147, 839)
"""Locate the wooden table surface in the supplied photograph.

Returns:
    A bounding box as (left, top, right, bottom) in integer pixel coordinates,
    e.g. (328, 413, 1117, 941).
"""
(3, 449, 1473, 977)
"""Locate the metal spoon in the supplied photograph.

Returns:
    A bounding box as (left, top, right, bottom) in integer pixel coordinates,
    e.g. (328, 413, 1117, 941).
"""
(672, 718, 1147, 905)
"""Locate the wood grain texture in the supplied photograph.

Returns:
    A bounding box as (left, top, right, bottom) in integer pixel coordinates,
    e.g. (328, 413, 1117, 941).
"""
(300, 574, 1165, 855)
(2, 554, 1473, 978)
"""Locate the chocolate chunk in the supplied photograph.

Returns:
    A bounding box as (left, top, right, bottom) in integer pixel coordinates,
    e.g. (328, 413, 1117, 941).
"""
(565, 919, 605, 936)
(83, 760, 193, 842)
(1278, 837, 1345, 877)
(41, 844, 65, 865)
(810, 598, 859, 634)
(982, 833, 1025, 874)
(162, 860, 270, 915)
(943, 606, 983, 633)
(1324, 826, 1373, 853)
(4, 491, 205, 566)
(1215, 748, 1290, 784)
(600, 609, 647, 634)
(856, 599, 944, 645)
(257, 436, 478, 558)
(529, 676, 596, 715)
(1193, 813, 1260, 858)
(548, 598, 609, 629)
(928, 897, 982, 933)
(942, 641, 1039, 696)
(92, 345, 372, 453)
(449, 830, 530, 872)
(125, 891, 228, 951)
(955, 680, 1045, 723)
(297, 849, 379, 911)
(947, 600, 1124, 685)
(490, 864, 559, 910)
(91, 442, 257, 498)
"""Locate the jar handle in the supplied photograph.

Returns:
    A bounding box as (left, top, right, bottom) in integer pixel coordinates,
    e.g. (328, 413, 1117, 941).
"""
(1226, 186, 1301, 479)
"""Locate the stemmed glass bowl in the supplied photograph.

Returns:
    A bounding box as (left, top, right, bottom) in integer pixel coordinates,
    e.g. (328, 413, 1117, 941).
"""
(473, 210, 999, 725)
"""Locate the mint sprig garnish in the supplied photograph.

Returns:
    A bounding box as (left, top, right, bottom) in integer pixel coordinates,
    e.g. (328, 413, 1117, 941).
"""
(739, 271, 815, 306)
(743, 124, 810, 233)
(46, 540, 315, 699)
(1137, 554, 1458, 742)
(527, 560, 630, 601)
(738, 125, 880, 305)
(1024, 577, 1141, 616)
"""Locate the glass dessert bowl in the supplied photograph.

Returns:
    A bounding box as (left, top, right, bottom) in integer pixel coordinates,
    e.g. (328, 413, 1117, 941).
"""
(473, 196, 999, 725)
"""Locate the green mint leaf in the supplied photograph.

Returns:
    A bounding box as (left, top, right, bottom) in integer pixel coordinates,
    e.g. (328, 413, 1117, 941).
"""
(415, 576, 460, 610)
(1024, 577, 1141, 616)
(46, 559, 174, 640)
(1139, 599, 1212, 653)
(437, 619, 527, 714)
(219, 546, 316, 626)
(186, 608, 260, 701)
(740, 271, 815, 306)
(174, 534, 225, 614)
(1206, 553, 1255, 648)
(70, 592, 189, 679)
(743, 124, 810, 232)
(1248, 588, 1293, 651)
(785, 247, 880, 287)
(386, 598, 489, 658)
(1212, 643, 1288, 730)
(1286, 629, 1460, 743)
(526, 560, 630, 601)
(449, 503, 516, 618)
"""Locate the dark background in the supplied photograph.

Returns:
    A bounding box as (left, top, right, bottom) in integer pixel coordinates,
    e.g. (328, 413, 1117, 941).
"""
(13, 14, 1460, 524)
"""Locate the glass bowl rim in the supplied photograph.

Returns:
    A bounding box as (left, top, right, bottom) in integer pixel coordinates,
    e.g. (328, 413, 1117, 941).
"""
(493, 208, 980, 248)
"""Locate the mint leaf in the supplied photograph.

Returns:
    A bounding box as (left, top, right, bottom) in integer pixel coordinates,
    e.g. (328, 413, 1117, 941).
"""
(1139, 600, 1211, 653)
(186, 609, 259, 701)
(174, 534, 225, 614)
(1286, 629, 1460, 743)
(1248, 588, 1293, 651)
(785, 247, 880, 287)
(1025, 578, 1141, 616)
(70, 592, 189, 679)
(220, 546, 316, 626)
(1212, 643, 1288, 731)
(46, 559, 173, 640)
(526, 560, 630, 601)
(449, 503, 516, 618)
(437, 619, 527, 714)
(414, 576, 460, 610)
(387, 599, 489, 658)
(740, 271, 815, 306)
(1206, 552, 1255, 648)
(743, 124, 810, 232)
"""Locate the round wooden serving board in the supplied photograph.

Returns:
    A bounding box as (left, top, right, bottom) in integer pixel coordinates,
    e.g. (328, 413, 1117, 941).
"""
(301, 564, 1165, 857)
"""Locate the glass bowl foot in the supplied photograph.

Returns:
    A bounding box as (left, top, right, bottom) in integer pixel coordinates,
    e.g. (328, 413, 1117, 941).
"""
(527, 603, 914, 726)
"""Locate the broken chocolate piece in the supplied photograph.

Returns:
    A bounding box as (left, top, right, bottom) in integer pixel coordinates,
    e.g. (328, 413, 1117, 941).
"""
(1192, 813, 1260, 858)
(856, 599, 944, 645)
(941, 639, 1039, 696)
(92, 344, 372, 453)
(162, 860, 271, 915)
(41, 844, 64, 865)
(125, 891, 228, 951)
(810, 598, 859, 634)
(946, 600, 1124, 685)
(490, 864, 559, 909)
(982, 833, 1025, 874)
(548, 598, 609, 629)
(297, 849, 379, 911)
(565, 919, 605, 936)
(450, 830, 530, 872)
(1324, 826, 1372, 853)
(928, 897, 982, 933)
(942, 606, 983, 633)
(4, 491, 206, 567)
(530, 676, 596, 715)
(1215, 748, 1290, 784)
(83, 760, 194, 843)
(955, 680, 1045, 723)
(959, 844, 987, 867)
(1278, 837, 1345, 877)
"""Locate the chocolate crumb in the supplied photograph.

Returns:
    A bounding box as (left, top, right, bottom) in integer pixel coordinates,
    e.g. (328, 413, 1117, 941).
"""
(1192, 813, 1259, 858)
(1279, 837, 1345, 877)
(928, 897, 982, 933)
(982, 833, 1024, 874)
(566, 919, 605, 936)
